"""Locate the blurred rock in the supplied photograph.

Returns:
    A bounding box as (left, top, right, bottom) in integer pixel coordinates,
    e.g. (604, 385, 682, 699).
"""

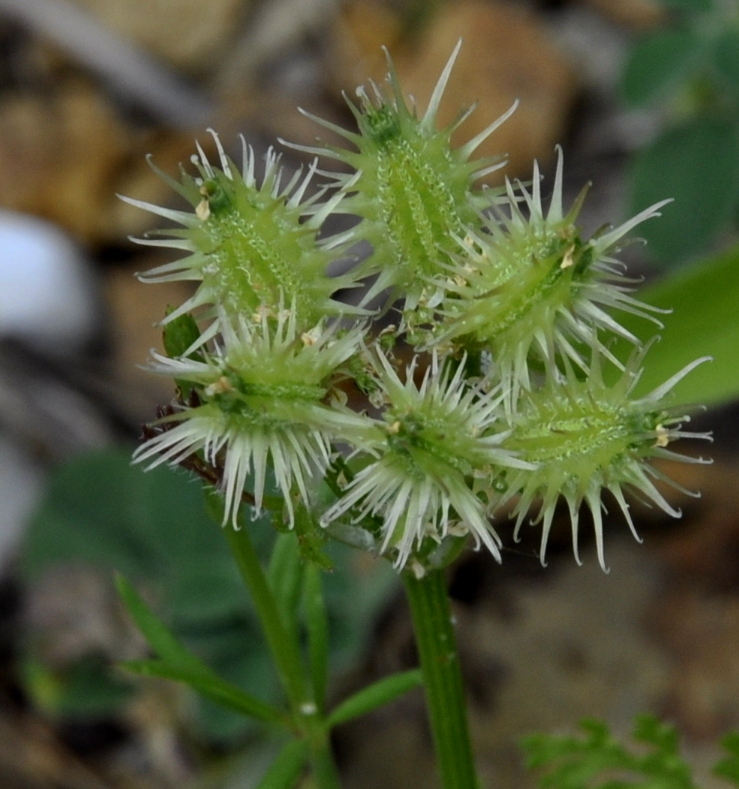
(0, 210, 96, 353)
(0, 80, 127, 242)
(578, 0, 665, 29)
(0, 340, 116, 461)
(0, 78, 211, 243)
(26, 566, 144, 666)
(0, 0, 214, 127)
(72, 0, 250, 72)
(219, 0, 340, 90)
(0, 435, 43, 572)
(103, 262, 193, 424)
(326, 0, 404, 88)
(0, 711, 111, 789)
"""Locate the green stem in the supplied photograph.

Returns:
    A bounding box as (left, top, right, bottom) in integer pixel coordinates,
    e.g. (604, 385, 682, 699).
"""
(308, 731, 342, 789)
(225, 525, 307, 711)
(225, 524, 343, 788)
(305, 562, 330, 711)
(403, 569, 479, 789)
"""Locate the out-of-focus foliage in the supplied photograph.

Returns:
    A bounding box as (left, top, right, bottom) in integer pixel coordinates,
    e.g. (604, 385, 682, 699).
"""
(613, 241, 739, 407)
(20, 449, 398, 742)
(621, 0, 739, 265)
(524, 715, 739, 789)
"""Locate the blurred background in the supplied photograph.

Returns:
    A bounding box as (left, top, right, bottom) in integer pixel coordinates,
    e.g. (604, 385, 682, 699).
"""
(1, 0, 739, 787)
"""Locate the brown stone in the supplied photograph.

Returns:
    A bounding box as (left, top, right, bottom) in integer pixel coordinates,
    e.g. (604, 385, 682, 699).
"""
(0, 77, 211, 244)
(72, 0, 249, 71)
(330, 0, 579, 182)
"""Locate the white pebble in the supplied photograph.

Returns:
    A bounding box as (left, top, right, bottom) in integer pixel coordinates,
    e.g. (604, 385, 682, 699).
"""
(0, 210, 96, 353)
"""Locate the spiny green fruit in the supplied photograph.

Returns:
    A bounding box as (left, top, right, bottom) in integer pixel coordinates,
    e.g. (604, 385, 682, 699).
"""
(124, 132, 364, 345)
(289, 41, 515, 310)
(134, 308, 373, 527)
(319, 349, 530, 568)
(424, 149, 669, 390)
(497, 347, 711, 570)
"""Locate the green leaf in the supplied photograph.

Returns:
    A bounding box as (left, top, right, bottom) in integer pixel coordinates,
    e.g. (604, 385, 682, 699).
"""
(162, 309, 202, 359)
(166, 560, 247, 626)
(117, 573, 219, 676)
(22, 451, 161, 580)
(255, 738, 309, 789)
(122, 659, 284, 726)
(621, 29, 704, 107)
(629, 117, 739, 264)
(327, 669, 422, 727)
(714, 732, 739, 785)
(22, 450, 398, 740)
(713, 27, 739, 100)
(22, 451, 256, 627)
(22, 449, 280, 629)
(660, 0, 713, 11)
(613, 242, 739, 406)
(23, 655, 133, 718)
(162, 309, 204, 397)
(117, 576, 286, 726)
(182, 619, 280, 742)
(20, 451, 283, 740)
(523, 715, 698, 789)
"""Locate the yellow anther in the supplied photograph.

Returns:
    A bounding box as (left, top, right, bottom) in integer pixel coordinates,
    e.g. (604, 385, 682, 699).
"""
(205, 376, 233, 396)
(195, 198, 210, 221)
(560, 245, 575, 269)
(654, 424, 670, 448)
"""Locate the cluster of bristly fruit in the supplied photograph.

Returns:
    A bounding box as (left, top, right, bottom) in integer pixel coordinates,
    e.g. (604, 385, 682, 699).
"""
(128, 43, 710, 574)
